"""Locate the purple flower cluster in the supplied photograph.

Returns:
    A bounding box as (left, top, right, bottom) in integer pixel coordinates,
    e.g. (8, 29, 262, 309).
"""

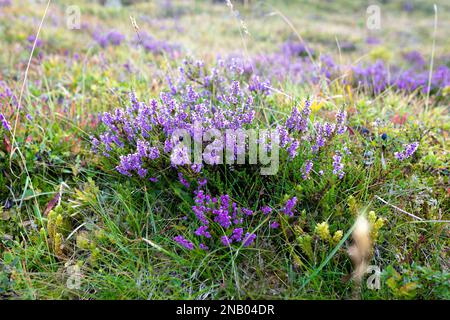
(366, 36, 381, 45)
(173, 235, 194, 250)
(332, 152, 345, 179)
(394, 142, 419, 161)
(353, 60, 389, 94)
(27, 35, 43, 48)
(283, 196, 297, 216)
(0, 0, 12, 7)
(135, 32, 181, 57)
(0, 81, 14, 101)
(302, 160, 313, 180)
(285, 100, 311, 132)
(181, 189, 269, 250)
(92, 59, 265, 178)
(174, 57, 269, 99)
(93, 58, 355, 192)
(0, 113, 11, 131)
(403, 51, 426, 67)
(248, 75, 271, 95)
(178, 172, 190, 188)
(274, 99, 350, 178)
(281, 40, 314, 58)
(336, 110, 347, 135)
(230, 42, 449, 96)
(0, 82, 15, 132)
(261, 205, 272, 215)
(93, 30, 125, 47)
(353, 57, 450, 95)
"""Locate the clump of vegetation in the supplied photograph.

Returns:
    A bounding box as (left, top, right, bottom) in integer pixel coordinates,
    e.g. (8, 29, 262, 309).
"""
(0, 0, 448, 300)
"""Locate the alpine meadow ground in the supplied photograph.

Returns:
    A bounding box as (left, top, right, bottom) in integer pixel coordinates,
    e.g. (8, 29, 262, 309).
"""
(0, 0, 449, 300)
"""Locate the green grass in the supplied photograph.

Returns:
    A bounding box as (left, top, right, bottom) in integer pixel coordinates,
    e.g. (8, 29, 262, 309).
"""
(1, 0, 449, 300)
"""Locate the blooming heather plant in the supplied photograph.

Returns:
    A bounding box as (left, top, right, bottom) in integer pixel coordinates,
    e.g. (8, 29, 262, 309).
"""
(171, 177, 314, 250)
(1, 0, 449, 300)
(91, 52, 429, 253)
(91, 58, 266, 178)
(91, 77, 353, 184)
(226, 42, 449, 96)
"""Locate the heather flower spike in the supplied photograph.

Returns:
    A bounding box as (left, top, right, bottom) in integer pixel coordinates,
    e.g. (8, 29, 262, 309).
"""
(394, 142, 419, 161)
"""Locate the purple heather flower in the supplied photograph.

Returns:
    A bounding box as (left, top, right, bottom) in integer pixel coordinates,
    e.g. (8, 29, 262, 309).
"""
(136, 140, 150, 158)
(243, 233, 256, 247)
(164, 139, 173, 153)
(230, 227, 244, 242)
(107, 31, 125, 46)
(27, 34, 43, 48)
(343, 145, 352, 155)
(241, 208, 253, 216)
(286, 101, 310, 133)
(287, 139, 300, 158)
(366, 36, 380, 45)
(320, 54, 338, 79)
(403, 51, 426, 67)
(199, 243, 209, 250)
(148, 147, 160, 160)
(221, 235, 231, 246)
(215, 211, 231, 228)
(261, 206, 272, 215)
(312, 122, 327, 152)
(198, 178, 207, 187)
(277, 125, 291, 148)
(336, 110, 347, 134)
(281, 41, 313, 57)
(116, 153, 143, 177)
(248, 75, 271, 95)
(91, 136, 101, 153)
(270, 221, 280, 229)
(324, 122, 336, 137)
(178, 172, 190, 188)
(138, 32, 181, 56)
(284, 196, 297, 216)
(332, 153, 345, 179)
(195, 225, 211, 238)
(352, 60, 389, 94)
(0, 113, 11, 131)
(137, 167, 148, 178)
(94, 30, 125, 47)
(192, 207, 208, 225)
(174, 235, 194, 250)
(302, 160, 313, 180)
(402, 1, 414, 12)
(394, 142, 419, 161)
